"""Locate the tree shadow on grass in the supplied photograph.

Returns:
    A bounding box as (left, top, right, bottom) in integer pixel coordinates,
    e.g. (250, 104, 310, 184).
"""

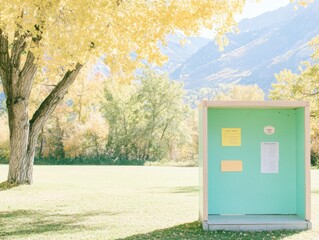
(0, 209, 119, 238)
(148, 186, 198, 195)
(0, 181, 19, 191)
(170, 186, 198, 194)
(119, 221, 303, 240)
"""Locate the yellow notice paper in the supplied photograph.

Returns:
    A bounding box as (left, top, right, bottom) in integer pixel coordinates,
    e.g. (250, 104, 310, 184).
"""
(222, 128, 241, 146)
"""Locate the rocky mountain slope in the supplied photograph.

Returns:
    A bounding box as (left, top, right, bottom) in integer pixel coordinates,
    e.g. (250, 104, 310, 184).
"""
(169, 2, 319, 94)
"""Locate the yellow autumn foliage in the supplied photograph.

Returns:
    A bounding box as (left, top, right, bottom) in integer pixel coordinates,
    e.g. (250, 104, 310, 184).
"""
(0, 115, 9, 159)
(63, 112, 108, 158)
(1, 0, 245, 82)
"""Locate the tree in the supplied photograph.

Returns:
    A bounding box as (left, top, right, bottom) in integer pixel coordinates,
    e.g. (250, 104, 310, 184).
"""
(102, 70, 191, 163)
(214, 84, 265, 101)
(133, 70, 190, 162)
(184, 87, 219, 108)
(269, 35, 319, 114)
(61, 67, 107, 159)
(102, 79, 136, 162)
(269, 35, 319, 166)
(0, 0, 244, 184)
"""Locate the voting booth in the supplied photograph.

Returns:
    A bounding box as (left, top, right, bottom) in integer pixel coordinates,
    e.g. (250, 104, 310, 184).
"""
(198, 101, 311, 231)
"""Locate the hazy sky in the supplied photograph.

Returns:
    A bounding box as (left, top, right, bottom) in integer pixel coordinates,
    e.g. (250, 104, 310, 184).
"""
(241, 0, 290, 20)
(201, 0, 290, 38)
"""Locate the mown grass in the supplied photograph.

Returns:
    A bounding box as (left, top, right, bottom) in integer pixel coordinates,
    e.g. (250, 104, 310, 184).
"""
(0, 165, 318, 240)
(121, 221, 302, 240)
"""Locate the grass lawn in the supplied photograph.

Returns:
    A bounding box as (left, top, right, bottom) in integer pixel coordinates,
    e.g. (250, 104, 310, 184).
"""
(0, 165, 318, 240)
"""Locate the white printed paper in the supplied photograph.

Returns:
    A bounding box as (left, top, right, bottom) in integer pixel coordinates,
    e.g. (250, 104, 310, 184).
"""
(261, 142, 279, 173)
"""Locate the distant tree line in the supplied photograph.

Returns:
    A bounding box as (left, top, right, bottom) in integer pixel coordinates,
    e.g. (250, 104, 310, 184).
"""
(1, 64, 318, 167)
(0, 70, 198, 166)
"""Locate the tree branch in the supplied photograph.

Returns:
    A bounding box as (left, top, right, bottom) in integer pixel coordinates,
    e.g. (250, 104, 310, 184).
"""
(27, 63, 83, 158)
(7, 31, 30, 102)
(18, 51, 37, 97)
(302, 91, 319, 96)
(11, 31, 27, 69)
(116, 0, 123, 6)
(29, 63, 83, 130)
(0, 29, 10, 95)
(40, 84, 57, 87)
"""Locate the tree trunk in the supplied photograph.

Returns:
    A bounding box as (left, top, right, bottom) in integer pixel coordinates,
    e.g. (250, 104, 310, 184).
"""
(1, 30, 83, 185)
(6, 90, 30, 183)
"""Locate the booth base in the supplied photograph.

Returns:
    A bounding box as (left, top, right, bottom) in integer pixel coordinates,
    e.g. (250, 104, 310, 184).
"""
(203, 215, 311, 231)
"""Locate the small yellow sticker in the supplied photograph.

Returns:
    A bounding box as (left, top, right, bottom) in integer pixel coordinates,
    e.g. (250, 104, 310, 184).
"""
(222, 128, 241, 146)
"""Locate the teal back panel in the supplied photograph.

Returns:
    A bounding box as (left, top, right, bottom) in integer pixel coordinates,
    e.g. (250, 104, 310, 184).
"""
(207, 108, 298, 214)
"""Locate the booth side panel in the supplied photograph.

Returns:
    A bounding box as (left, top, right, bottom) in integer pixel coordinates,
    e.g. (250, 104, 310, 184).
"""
(199, 105, 208, 222)
(198, 107, 204, 221)
(296, 108, 306, 219)
(305, 106, 311, 221)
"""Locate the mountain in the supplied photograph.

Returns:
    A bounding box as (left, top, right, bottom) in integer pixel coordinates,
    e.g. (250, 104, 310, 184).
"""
(88, 34, 210, 79)
(160, 34, 210, 72)
(170, 2, 319, 94)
